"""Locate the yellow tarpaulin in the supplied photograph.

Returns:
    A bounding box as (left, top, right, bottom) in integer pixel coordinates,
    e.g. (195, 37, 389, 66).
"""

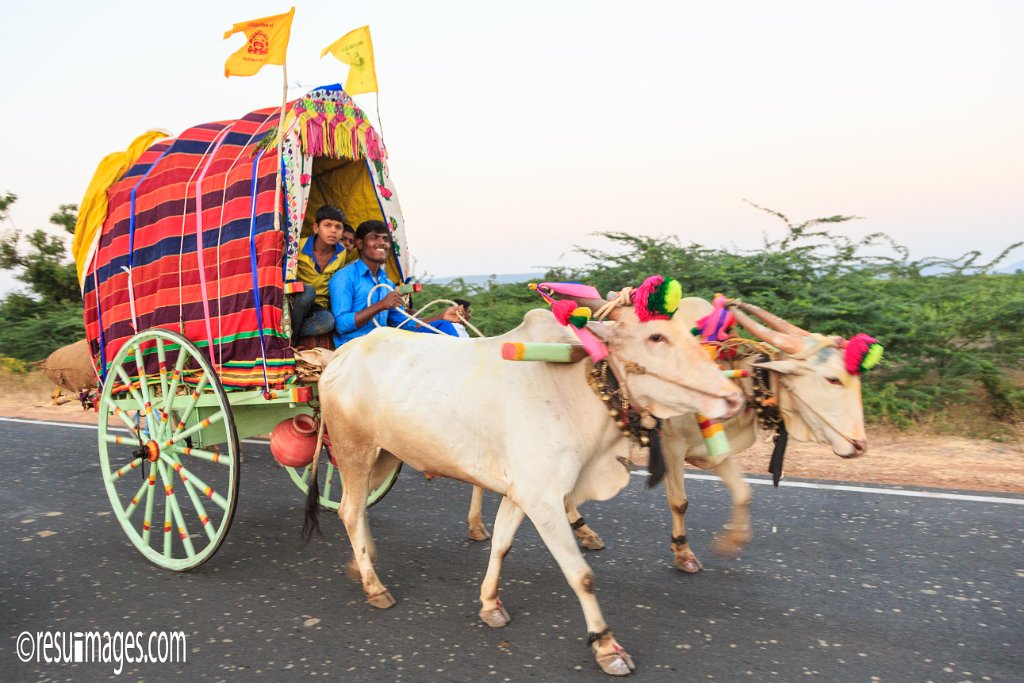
(72, 129, 170, 287)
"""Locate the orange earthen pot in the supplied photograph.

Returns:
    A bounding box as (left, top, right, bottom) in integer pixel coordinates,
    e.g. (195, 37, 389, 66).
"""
(270, 414, 319, 467)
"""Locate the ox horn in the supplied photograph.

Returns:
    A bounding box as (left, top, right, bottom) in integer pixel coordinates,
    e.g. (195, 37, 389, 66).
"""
(730, 307, 804, 355)
(730, 300, 811, 337)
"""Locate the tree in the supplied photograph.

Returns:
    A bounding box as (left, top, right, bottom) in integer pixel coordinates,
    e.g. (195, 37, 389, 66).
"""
(0, 192, 84, 362)
(0, 193, 80, 306)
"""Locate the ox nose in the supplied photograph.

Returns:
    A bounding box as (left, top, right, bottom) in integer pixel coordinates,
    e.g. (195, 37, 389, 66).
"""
(844, 439, 868, 458)
(722, 391, 745, 419)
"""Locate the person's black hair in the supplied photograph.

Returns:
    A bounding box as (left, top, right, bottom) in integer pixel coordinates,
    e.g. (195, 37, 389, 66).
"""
(342, 224, 356, 235)
(453, 298, 471, 310)
(355, 220, 390, 241)
(315, 205, 347, 224)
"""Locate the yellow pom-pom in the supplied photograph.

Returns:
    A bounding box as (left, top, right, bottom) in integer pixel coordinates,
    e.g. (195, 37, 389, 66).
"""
(862, 344, 884, 370)
(663, 279, 683, 313)
(528, 283, 538, 290)
(572, 306, 592, 318)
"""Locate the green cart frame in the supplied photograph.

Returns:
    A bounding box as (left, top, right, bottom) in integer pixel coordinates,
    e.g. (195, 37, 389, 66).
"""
(97, 328, 401, 571)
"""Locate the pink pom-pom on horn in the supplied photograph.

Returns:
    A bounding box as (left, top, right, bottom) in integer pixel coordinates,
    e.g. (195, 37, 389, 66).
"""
(631, 275, 665, 322)
(550, 299, 577, 326)
(844, 333, 879, 374)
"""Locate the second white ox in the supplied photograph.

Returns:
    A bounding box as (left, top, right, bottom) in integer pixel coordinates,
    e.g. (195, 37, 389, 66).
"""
(310, 296, 743, 676)
(466, 297, 869, 573)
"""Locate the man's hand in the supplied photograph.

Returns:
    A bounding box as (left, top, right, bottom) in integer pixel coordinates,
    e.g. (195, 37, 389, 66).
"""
(380, 290, 404, 310)
(441, 305, 463, 323)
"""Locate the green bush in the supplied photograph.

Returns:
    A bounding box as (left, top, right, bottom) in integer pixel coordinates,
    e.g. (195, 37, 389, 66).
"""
(427, 207, 1023, 433)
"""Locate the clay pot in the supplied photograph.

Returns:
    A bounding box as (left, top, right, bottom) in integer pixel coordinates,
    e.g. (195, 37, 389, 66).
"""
(270, 414, 319, 467)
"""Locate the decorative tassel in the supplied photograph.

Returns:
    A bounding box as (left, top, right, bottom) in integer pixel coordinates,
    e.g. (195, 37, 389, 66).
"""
(768, 422, 788, 487)
(694, 294, 736, 342)
(844, 333, 884, 375)
(632, 275, 683, 322)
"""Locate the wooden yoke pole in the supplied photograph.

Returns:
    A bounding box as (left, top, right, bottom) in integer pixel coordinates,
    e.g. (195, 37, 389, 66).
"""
(272, 63, 289, 232)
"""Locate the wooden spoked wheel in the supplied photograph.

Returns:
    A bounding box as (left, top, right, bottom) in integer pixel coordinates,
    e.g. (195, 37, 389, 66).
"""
(98, 329, 240, 571)
(285, 451, 400, 511)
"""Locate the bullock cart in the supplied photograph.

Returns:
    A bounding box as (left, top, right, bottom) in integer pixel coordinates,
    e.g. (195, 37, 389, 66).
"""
(77, 86, 406, 570)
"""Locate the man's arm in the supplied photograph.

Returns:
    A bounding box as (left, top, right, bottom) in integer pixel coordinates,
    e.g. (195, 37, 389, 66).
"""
(331, 271, 404, 335)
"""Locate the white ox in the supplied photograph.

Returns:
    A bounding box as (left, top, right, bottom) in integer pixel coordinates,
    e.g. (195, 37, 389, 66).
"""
(468, 297, 869, 573)
(309, 299, 743, 676)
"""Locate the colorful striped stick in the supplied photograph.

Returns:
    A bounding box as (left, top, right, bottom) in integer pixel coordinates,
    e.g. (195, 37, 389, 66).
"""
(697, 414, 731, 457)
(501, 342, 590, 363)
(721, 369, 750, 379)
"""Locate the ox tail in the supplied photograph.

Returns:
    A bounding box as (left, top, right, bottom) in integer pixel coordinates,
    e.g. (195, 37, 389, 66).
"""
(301, 416, 326, 544)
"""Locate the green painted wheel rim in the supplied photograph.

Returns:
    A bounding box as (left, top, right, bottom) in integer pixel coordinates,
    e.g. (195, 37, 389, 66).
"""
(98, 329, 240, 571)
(285, 457, 401, 510)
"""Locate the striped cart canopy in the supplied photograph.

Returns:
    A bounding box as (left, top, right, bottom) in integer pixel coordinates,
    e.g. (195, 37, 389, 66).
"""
(81, 85, 408, 390)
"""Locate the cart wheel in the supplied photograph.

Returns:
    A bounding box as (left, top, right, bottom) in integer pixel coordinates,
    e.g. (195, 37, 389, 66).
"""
(285, 453, 400, 511)
(98, 329, 240, 571)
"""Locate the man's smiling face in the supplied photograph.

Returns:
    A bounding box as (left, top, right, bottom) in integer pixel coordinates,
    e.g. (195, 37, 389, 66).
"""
(358, 231, 392, 266)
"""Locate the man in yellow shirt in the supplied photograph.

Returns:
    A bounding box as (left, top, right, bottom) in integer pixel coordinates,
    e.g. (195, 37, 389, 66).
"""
(289, 205, 349, 345)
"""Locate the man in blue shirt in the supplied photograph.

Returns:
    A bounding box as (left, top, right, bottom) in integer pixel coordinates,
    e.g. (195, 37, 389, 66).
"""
(329, 220, 461, 347)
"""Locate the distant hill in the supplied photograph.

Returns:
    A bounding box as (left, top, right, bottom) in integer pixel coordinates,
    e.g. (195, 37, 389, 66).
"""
(427, 272, 546, 287)
(996, 260, 1024, 274)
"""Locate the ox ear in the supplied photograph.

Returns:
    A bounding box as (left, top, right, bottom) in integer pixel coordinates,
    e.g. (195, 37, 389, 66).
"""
(752, 359, 803, 375)
(586, 319, 617, 341)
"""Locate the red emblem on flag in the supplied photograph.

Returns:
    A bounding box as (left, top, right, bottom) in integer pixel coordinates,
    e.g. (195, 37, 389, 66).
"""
(248, 30, 269, 56)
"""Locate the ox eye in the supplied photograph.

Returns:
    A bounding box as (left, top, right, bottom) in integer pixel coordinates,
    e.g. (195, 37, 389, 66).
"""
(648, 333, 668, 344)
(826, 377, 843, 386)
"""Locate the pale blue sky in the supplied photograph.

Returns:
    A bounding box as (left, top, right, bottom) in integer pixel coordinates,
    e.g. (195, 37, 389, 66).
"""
(1, 0, 1021, 293)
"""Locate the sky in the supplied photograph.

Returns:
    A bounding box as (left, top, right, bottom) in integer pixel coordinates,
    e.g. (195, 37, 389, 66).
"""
(1, 0, 1021, 294)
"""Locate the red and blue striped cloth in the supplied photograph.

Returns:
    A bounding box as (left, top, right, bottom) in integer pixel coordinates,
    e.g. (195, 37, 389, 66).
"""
(83, 105, 294, 389)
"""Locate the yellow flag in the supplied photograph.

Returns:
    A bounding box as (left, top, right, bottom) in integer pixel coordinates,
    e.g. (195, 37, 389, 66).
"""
(320, 26, 378, 95)
(223, 7, 295, 77)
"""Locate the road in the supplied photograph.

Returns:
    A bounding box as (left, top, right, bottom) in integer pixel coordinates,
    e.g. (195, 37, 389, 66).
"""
(2, 419, 1022, 682)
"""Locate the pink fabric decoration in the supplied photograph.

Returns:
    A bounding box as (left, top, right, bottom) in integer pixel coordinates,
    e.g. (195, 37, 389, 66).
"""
(631, 275, 668, 322)
(538, 282, 603, 300)
(534, 282, 608, 362)
(574, 327, 608, 362)
(695, 295, 736, 342)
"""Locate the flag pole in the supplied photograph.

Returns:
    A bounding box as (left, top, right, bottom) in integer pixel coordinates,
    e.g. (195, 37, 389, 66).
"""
(375, 90, 385, 141)
(272, 63, 289, 232)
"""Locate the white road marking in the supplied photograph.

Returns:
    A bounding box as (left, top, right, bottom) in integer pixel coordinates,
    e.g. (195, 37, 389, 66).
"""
(4, 416, 1022, 505)
(629, 470, 1024, 505)
(0, 416, 270, 445)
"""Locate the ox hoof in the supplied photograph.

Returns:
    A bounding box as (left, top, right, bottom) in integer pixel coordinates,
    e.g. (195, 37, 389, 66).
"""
(711, 532, 750, 558)
(467, 525, 491, 542)
(577, 532, 605, 551)
(673, 554, 703, 574)
(367, 590, 396, 609)
(479, 605, 511, 628)
(595, 646, 635, 676)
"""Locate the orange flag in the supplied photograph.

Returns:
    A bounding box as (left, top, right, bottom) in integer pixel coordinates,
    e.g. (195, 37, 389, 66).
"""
(223, 7, 295, 77)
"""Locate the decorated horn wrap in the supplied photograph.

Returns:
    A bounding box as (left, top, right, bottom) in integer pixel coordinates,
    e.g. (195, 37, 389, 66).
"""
(531, 282, 608, 361)
(631, 275, 683, 322)
(843, 333, 884, 375)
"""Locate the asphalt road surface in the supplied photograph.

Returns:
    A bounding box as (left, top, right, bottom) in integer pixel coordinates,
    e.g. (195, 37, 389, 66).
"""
(2, 418, 1022, 682)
